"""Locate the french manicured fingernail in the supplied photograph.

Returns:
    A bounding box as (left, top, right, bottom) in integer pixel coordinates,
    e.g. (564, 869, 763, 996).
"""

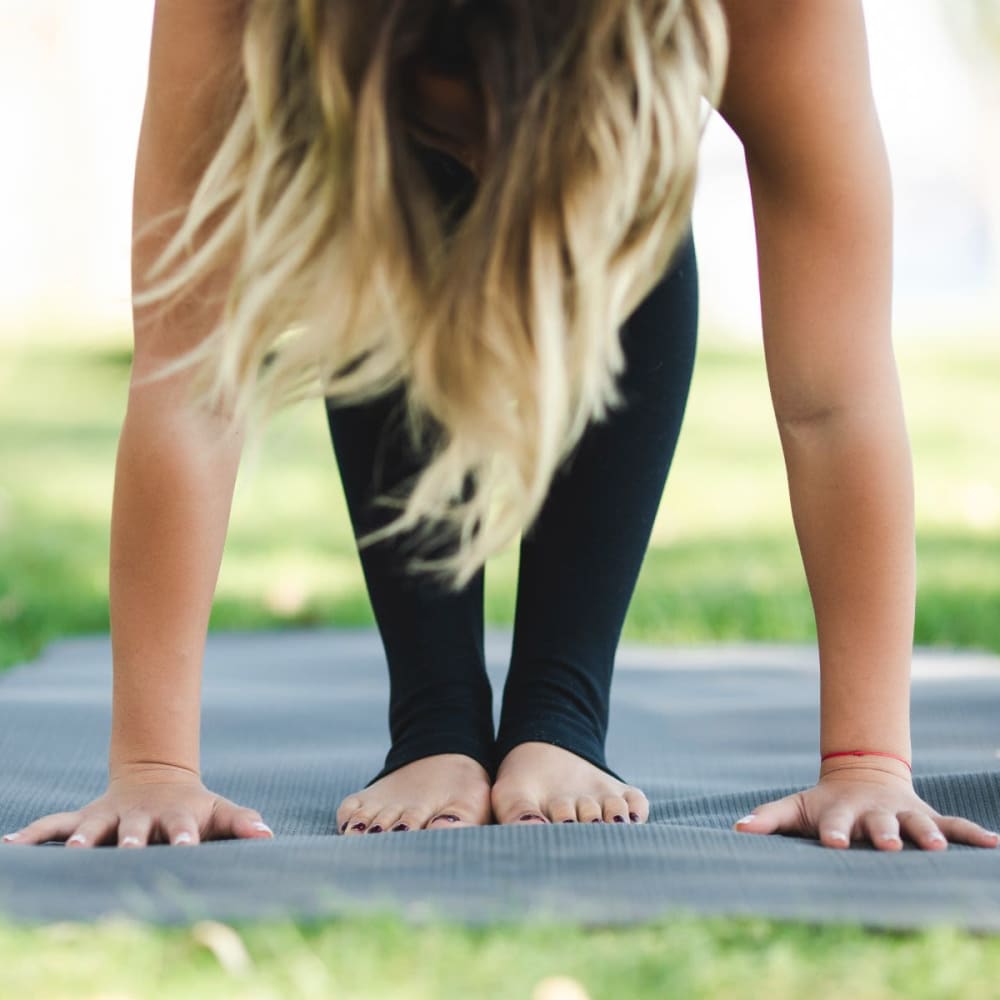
(2, 833, 19, 842)
(735, 814, 756, 825)
(878, 833, 901, 842)
(928, 832, 946, 843)
(67, 834, 86, 845)
(252, 822, 273, 835)
(986, 830, 1000, 839)
(391, 824, 409, 832)
(121, 836, 141, 847)
(829, 831, 848, 842)
(629, 813, 640, 822)
(173, 832, 192, 845)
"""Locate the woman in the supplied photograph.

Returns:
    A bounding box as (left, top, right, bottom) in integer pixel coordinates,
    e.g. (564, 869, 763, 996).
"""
(4, 0, 997, 852)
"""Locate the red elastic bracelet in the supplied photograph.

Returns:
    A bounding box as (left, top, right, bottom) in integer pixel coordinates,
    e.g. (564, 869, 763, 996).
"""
(821, 750, 912, 772)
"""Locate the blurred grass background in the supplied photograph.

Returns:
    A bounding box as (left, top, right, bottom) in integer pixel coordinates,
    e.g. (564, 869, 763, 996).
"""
(2, 326, 997, 673)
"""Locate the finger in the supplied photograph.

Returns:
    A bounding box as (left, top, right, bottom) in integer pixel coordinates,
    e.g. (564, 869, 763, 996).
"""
(816, 808, 855, 849)
(117, 813, 155, 849)
(623, 788, 650, 824)
(210, 802, 273, 841)
(2, 813, 80, 846)
(732, 795, 801, 836)
(860, 810, 902, 852)
(896, 809, 947, 851)
(65, 816, 118, 849)
(160, 813, 201, 847)
(932, 815, 1000, 849)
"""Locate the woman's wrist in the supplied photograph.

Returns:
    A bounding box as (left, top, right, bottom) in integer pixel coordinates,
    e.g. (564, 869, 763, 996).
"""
(818, 750, 913, 783)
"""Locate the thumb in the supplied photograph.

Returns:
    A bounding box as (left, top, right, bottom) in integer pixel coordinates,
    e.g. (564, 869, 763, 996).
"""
(732, 793, 804, 836)
(213, 801, 274, 840)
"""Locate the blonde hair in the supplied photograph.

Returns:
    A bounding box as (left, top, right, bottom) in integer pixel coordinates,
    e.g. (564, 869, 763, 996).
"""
(133, 0, 729, 591)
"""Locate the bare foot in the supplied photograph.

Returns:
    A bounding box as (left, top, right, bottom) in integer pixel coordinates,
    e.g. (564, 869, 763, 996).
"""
(491, 741, 649, 826)
(336, 753, 493, 835)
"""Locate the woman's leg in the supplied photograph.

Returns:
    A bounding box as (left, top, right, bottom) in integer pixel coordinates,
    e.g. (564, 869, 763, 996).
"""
(324, 386, 496, 788)
(493, 232, 699, 784)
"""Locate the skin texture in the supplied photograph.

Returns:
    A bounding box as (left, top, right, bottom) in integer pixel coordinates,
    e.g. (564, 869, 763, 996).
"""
(3, 0, 997, 851)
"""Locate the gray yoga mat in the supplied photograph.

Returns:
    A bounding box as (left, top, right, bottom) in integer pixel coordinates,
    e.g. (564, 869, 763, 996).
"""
(1, 628, 999, 931)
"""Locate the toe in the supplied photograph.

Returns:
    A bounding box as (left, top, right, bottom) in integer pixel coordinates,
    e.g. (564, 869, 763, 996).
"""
(336, 795, 366, 835)
(366, 808, 402, 835)
(343, 809, 377, 835)
(623, 788, 649, 824)
(547, 797, 578, 824)
(391, 808, 425, 833)
(426, 813, 465, 829)
(577, 797, 603, 824)
(498, 799, 547, 825)
(603, 795, 632, 824)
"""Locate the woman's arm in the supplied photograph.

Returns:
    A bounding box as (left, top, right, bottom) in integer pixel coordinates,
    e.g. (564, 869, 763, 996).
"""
(715, 0, 995, 850)
(109, 0, 248, 778)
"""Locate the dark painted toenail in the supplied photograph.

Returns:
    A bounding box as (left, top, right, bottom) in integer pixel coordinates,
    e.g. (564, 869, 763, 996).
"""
(433, 814, 460, 824)
(562, 819, 575, 823)
(392, 824, 409, 832)
(591, 818, 601, 823)
(614, 815, 625, 823)
(367, 825, 383, 833)
(520, 813, 543, 822)
(340, 821, 348, 833)
(351, 822, 367, 831)
(629, 813, 640, 822)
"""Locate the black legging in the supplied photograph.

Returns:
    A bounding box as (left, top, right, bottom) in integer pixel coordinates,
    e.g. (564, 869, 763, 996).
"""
(324, 144, 698, 786)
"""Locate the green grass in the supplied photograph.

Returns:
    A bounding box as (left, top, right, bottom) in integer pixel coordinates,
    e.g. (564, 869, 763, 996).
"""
(1, 911, 999, 1000)
(2, 331, 998, 670)
(1, 330, 999, 994)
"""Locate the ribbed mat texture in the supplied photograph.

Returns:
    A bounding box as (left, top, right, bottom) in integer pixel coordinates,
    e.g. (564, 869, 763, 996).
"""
(1, 629, 998, 930)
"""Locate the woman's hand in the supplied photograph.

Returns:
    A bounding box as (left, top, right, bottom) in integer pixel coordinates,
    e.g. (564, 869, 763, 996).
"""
(1, 764, 274, 848)
(732, 763, 1000, 850)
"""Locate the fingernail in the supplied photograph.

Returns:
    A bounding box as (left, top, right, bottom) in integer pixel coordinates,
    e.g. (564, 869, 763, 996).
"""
(121, 836, 141, 847)
(434, 814, 460, 824)
(2, 833, 19, 842)
(929, 832, 946, 844)
(519, 814, 542, 822)
(735, 814, 756, 825)
(986, 830, 1000, 839)
(340, 821, 349, 833)
(367, 825, 383, 834)
(252, 822, 273, 835)
(67, 833, 86, 845)
(878, 833, 901, 842)
(829, 831, 848, 842)
(351, 822, 367, 832)
(173, 832, 192, 845)
(591, 818, 601, 823)
(629, 813, 640, 823)
(562, 819, 575, 823)
(613, 815, 625, 823)
(391, 824, 409, 832)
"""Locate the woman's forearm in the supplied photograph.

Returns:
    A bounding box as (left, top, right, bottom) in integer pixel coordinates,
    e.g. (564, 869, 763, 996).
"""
(108, 398, 243, 778)
(779, 406, 915, 766)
